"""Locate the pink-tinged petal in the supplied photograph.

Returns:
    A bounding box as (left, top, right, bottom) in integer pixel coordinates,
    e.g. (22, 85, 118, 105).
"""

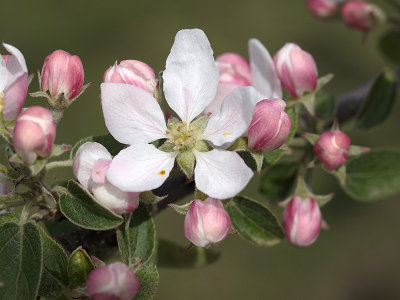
(216, 53, 251, 86)
(91, 159, 112, 184)
(62, 54, 84, 99)
(13, 121, 44, 165)
(193, 149, 253, 199)
(3, 43, 27, 74)
(41, 50, 69, 97)
(248, 39, 282, 99)
(202, 86, 258, 148)
(3, 73, 28, 121)
(203, 83, 238, 116)
(101, 82, 168, 145)
(106, 144, 177, 192)
(73, 142, 112, 190)
(291, 48, 318, 96)
(163, 29, 219, 123)
(0, 56, 7, 91)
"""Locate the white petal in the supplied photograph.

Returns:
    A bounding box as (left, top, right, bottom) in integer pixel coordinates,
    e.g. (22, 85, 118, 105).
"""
(106, 144, 177, 192)
(202, 86, 258, 148)
(3, 43, 28, 86)
(194, 149, 253, 199)
(163, 29, 219, 123)
(0, 56, 7, 92)
(203, 83, 237, 116)
(248, 39, 282, 99)
(101, 82, 168, 144)
(73, 142, 112, 190)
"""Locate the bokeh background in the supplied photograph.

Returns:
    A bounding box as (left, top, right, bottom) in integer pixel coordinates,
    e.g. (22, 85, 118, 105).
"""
(2, 0, 400, 299)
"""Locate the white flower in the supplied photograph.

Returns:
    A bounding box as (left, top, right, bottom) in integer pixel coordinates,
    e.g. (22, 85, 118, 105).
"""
(101, 29, 258, 199)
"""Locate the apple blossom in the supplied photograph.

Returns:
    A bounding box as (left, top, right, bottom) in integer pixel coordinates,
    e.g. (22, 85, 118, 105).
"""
(13, 106, 56, 165)
(341, 1, 385, 31)
(73, 142, 139, 214)
(306, 0, 338, 19)
(184, 198, 232, 248)
(102, 29, 257, 199)
(215, 53, 251, 86)
(0, 43, 28, 121)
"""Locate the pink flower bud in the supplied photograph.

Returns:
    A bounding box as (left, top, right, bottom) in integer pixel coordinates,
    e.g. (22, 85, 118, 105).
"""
(215, 53, 251, 86)
(13, 106, 56, 165)
(341, 1, 385, 31)
(41, 50, 84, 100)
(306, 0, 338, 19)
(86, 262, 140, 300)
(283, 196, 322, 247)
(184, 198, 231, 248)
(103, 60, 156, 95)
(248, 98, 291, 151)
(273, 43, 318, 98)
(314, 130, 351, 170)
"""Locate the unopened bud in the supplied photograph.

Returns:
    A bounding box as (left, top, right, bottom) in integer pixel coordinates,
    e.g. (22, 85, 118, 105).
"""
(306, 0, 338, 19)
(273, 43, 318, 98)
(86, 262, 140, 300)
(73, 142, 139, 214)
(215, 53, 251, 86)
(41, 50, 84, 101)
(248, 98, 291, 151)
(283, 196, 322, 247)
(341, 1, 385, 31)
(103, 60, 156, 95)
(13, 106, 56, 165)
(184, 198, 231, 248)
(314, 130, 351, 170)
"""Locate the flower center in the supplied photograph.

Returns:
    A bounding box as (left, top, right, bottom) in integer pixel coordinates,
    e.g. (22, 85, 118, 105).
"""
(166, 120, 197, 152)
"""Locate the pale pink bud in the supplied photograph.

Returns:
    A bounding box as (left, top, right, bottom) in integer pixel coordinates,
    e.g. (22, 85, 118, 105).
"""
(41, 50, 84, 100)
(86, 262, 140, 300)
(184, 198, 231, 248)
(306, 0, 338, 19)
(103, 60, 156, 95)
(215, 53, 251, 86)
(273, 43, 318, 98)
(248, 98, 291, 151)
(13, 106, 56, 165)
(283, 196, 322, 247)
(314, 130, 351, 170)
(341, 1, 385, 31)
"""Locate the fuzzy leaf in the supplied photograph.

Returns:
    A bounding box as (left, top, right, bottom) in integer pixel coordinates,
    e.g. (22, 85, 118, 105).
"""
(67, 247, 94, 289)
(134, 263, 159, 300)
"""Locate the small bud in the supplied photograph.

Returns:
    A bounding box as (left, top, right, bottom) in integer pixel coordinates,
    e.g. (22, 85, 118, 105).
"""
(41, 50, 84, 101)
(184, 197, 231, 248)
(248, 98, 291, 151)
(314, 130, 351, 170)
(215, 53, 251, 86)
(86, 262, 140, 300)
(341, 1, 385, 31)
(13, 106, 56, 165)
(306, 0, 338, 19)
(283, 196, 322, 247)
(273, 43, 318, 98)
(103, 60, 156, 95)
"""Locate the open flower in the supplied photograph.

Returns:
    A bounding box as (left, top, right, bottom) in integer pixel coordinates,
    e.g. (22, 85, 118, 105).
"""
(0, 43, 28, 121)
(101, 29, 257, 199)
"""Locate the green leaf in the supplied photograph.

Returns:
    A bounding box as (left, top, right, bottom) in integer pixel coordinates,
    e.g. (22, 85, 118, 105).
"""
(134, 263, 159, 300)
(315, 92, 336, 120)
(37, 227, 69, 298)
(67, 247, 94, 289)
(0, 212, 20, 226)
(156, 239, 220, 268)
(59, 180, 123, 230)
(259, 162, 298, 202)
(70, 133, 125, 159)
(356, 69, 397, 130)
(344, 148, 400, 201)
(116, 203, 155, 269)
(139, 191, 166, 204)
(226, 196, 284, 246)
(264, 148, 284, 165)
(379, 29, 400, 64)
(0, 221, 43, 300)
(285, 105, 297, 143)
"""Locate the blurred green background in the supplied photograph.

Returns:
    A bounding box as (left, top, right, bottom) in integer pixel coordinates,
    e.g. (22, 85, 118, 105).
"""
(2, 0, 400, 299)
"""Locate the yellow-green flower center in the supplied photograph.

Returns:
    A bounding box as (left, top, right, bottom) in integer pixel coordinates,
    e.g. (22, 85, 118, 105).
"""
(166, 120, 197, 151)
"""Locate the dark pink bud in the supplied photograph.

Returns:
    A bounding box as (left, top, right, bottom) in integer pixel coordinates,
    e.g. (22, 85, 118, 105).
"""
(248, 98, 291, 151)
(103, 60, 156, 95)
(314, 130, 351, 170)
(86, 262, 140, 300)
(306, 0, 338, 19)
(341, 1, 385, 31)
(41, 50, 84, 100)
(283, 196, 322, 247)
(273, 43, 318, 98)
(184, 198, 231, 248)
(13, 106, 56, 165)
(215, 53, 251, 86)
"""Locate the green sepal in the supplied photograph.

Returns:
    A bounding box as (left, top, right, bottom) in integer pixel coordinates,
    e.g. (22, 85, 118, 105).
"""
(67, 247, 94, 289)
(168, 201, 193, 215)
(177, 151, 195, 179)
(139, 191, 166, 204)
